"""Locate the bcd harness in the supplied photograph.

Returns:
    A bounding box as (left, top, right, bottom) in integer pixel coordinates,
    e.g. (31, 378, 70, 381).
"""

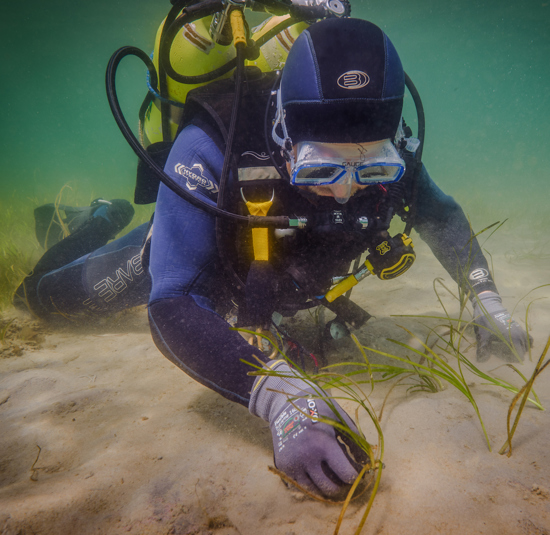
(145, 69, 419, 332)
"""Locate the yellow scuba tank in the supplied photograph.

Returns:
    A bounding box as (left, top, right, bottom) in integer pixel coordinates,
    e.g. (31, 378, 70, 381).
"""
(142, 14, 308, 146)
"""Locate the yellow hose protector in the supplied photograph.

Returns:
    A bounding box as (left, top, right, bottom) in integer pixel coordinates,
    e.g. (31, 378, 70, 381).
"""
(230, 9, 247, 46)
(324, 275, 358, 303)
(245, 200, 273, 261)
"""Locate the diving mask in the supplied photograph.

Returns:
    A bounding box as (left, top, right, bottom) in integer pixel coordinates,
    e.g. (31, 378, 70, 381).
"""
(290, 139, 406, 204)
(291, 139, 406, 187)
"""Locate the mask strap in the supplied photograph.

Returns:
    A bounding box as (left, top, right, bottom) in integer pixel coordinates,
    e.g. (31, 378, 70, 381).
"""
(394, 117, 405, 149)
(271, 89, 295, 168)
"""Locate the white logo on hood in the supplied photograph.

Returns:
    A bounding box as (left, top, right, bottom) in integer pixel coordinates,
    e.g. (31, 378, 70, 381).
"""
(337, 70, 370, 89)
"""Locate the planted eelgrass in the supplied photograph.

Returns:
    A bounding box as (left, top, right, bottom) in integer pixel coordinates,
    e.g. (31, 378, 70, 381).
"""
(240, 333, 384, 535)
(362, 218, 549, 452)
(338, 275, 546, 455)
(500, 334, 550, 457)
(324, 308, 545, 463)
(341, 328, 521, 451)
(324, 232, 547, 454)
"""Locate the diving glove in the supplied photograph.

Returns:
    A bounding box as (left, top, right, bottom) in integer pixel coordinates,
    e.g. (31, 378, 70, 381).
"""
(473, 291, 531, 362)
(249, 360, 367, 498)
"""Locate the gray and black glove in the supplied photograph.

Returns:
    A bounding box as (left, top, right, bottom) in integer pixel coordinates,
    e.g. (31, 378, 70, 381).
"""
(249, 360, 367, 498)
(473, 291, 531, 362)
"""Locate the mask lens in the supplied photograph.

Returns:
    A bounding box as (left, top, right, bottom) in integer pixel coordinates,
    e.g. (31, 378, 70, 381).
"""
(293, 165, 343, 184)
(357, 164, 403, 183)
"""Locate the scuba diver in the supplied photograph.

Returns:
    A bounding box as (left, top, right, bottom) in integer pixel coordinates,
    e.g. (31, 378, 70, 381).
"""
(15, 12, 530, 499)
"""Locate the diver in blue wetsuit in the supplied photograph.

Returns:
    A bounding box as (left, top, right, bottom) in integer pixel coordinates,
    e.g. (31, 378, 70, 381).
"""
(16, 18, 530, 499)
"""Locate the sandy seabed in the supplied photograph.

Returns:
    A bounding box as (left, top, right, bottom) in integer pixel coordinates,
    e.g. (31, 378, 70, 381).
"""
(1, 237, 549, 535)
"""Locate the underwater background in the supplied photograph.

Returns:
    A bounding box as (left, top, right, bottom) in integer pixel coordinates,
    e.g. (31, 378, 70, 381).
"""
(1, 0, 549, 306)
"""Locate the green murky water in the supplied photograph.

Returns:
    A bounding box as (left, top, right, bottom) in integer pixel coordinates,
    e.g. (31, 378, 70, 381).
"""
(3, 0, 549, 209)
(1, 1, 549, 269)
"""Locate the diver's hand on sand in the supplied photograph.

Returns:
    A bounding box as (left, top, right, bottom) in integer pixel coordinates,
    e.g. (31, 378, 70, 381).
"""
(473, 291, 531, 362)
(249, 361, 366, 498)
(268, 388, 366, 498)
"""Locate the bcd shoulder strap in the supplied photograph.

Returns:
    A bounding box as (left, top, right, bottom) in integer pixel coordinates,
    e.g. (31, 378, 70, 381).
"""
(134, 70, 281, 205)
(180, 69, 287, 210)
(178, 70, 279, 151)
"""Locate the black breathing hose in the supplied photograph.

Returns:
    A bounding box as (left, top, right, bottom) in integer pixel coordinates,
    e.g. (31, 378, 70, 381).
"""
(217, 44, 245, 208)
(403, 73, 426, 236)
(264, 71, 288, 180)
(106, 46, 293, 227)
(106, 46, 249, 223)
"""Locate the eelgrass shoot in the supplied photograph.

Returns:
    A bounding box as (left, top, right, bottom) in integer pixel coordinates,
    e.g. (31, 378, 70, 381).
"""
(325, 269, 546, 453)
(371, 219, 549, 450)
(500, 334, 550, 457)
(329, 327, 495, 450)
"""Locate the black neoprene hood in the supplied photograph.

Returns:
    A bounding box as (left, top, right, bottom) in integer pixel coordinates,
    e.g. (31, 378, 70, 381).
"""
(280, 18, 405, 144)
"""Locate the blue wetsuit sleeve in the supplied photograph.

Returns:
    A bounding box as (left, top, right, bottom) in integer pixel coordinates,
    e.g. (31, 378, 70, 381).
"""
(148, 126, 265, 406)
(148, 127, 220, 303)
(412, 165, 497, 295)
